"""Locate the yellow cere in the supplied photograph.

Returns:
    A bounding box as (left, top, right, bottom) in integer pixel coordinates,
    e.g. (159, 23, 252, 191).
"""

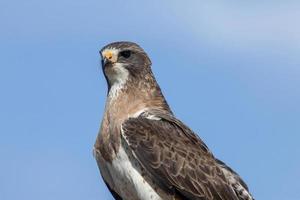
(104, 51, 113, 60)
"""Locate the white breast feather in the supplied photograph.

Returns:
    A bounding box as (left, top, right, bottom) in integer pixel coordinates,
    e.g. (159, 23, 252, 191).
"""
(100, 109, 163, 200)
(108, 142, 162, 200)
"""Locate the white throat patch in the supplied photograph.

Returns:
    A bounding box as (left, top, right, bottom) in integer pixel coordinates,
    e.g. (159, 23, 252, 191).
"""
(101, 47, 129, 99)
(107, 63, 129, 99)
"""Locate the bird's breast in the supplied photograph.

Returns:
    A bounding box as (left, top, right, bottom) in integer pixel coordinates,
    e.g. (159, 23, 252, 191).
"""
(104, 139, 164, 200)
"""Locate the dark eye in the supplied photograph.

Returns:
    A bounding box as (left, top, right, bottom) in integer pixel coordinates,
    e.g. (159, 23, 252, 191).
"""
(119, 50, 131, 58)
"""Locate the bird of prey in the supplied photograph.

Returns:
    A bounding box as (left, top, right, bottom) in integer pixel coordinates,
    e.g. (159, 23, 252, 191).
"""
(94, 41, 254, 200)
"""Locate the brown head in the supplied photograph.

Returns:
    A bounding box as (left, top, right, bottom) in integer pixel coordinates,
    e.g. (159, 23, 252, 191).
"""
(99, 41, 171, 113)
(99, 41, 153, 91)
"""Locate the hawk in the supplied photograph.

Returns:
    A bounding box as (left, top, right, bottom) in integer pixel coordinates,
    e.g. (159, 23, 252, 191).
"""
(94, 41, 254, 200)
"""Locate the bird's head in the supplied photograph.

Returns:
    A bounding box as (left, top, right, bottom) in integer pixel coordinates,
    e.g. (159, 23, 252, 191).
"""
(100, 41, 152, 88)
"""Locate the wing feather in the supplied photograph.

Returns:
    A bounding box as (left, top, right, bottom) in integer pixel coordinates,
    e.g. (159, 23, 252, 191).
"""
(121, 110, 248, 200)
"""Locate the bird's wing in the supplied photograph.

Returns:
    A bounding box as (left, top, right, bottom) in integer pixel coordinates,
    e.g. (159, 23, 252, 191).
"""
(121, 110, 241, 200)
(215, 159, 254, 200)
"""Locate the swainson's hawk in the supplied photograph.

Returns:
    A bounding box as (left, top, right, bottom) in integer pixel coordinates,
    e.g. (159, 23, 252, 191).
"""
(94, 41, 254, 200)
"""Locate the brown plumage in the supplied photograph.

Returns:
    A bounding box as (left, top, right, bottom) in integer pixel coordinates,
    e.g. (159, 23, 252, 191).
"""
(94, 41, 254, 200)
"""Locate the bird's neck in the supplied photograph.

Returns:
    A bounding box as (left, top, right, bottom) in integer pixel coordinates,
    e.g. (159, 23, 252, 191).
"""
(105, 74, 171, 122)
(96, 73, 171, 161)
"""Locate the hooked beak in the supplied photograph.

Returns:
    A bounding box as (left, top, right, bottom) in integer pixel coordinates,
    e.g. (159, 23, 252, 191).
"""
(102, 57, 109, 66)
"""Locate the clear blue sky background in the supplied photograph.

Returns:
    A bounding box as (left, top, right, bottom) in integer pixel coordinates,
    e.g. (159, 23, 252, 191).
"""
(0, 1, 299, 199)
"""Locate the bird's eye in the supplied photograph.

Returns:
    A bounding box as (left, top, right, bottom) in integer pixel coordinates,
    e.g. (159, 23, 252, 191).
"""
(119, 50, 131, 58)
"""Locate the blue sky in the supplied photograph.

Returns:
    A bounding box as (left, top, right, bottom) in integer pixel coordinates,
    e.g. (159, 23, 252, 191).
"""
(0, 0, 299, 199)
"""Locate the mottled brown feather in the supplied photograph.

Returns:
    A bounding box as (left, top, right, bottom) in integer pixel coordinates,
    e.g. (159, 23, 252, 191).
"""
(122, 110, 245, 200)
